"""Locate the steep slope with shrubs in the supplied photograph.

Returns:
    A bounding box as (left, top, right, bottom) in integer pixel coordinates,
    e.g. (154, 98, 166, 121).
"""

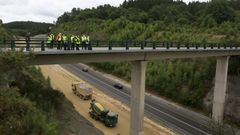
(0, 51, 103, 135)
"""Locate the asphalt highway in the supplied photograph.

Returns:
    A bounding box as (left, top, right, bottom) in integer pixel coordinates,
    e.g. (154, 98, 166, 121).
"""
(62, 64, 211, 135)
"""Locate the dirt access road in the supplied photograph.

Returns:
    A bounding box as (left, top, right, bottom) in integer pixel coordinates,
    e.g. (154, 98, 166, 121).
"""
(40, 65, 175, 135)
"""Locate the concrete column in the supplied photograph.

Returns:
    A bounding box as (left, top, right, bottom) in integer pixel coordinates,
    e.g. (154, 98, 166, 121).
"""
(212, 56, 229, 123)
(130, 61, 147, 135)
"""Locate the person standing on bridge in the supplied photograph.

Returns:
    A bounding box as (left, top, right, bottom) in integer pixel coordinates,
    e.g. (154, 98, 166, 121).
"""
(25, 32, 30, 42)
(70, 35, 75, 50)
(25, 32, 31, 51)
(75, 35, 81, 50)
(50, 33, 54, 48)
(56, 33, 62, 50)
(47, 33, 54, 48)
(86, 33, 91, 50)
(81, 34, 87, 50)
(62, 34, 68, 50)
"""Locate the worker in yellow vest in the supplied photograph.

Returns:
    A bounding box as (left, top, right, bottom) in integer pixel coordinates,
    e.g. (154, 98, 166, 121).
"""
(50, 34, 54, 48)
(75, 36, 81, 50)
(86, 34, 90, 50)
(62, 34, 68, 50)
(47, 33, 54, 48)
(70, 35, 75, 50)
(81, 34, 87, 50)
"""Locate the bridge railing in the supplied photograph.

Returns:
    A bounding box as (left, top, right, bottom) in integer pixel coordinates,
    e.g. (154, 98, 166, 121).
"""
(0, 38, 239, 51)
(0, 38, 47, 51)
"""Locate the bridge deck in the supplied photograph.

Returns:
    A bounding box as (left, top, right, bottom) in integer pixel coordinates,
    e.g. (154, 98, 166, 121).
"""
(18, 47, 240, 65)
(1, 38, 240, 64)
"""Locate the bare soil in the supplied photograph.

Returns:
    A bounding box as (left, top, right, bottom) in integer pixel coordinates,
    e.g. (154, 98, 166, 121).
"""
(56, 97, 103, 135)
(39, 65, 175, 135)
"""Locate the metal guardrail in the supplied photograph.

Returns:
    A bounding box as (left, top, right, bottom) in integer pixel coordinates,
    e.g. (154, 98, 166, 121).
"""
(0, 38, 239, 51)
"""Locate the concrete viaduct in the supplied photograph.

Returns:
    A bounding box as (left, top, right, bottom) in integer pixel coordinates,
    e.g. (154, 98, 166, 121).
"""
(25, 49, 239, 135)
(1, 38, 240, 135)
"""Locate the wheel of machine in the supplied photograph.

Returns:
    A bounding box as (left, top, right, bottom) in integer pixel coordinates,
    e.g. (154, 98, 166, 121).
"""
(89, 112, 94, 118)
(94, 117, 99, 120)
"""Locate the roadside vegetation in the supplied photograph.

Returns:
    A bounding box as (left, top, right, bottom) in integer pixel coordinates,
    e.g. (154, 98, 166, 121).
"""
(53, 0, 240, 111)
(0, 51, 63, 135)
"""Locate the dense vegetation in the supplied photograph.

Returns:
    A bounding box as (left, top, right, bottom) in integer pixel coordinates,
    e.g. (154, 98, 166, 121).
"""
(55, 0, 240, 43)
(4, 21, 53, 36)
(53, 0, 240, 110)
(0, 51, 63, 135)
(0, 20, 11, 38)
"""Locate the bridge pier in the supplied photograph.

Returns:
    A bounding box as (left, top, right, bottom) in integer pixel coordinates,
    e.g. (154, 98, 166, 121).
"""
(212, 56, 229, 123)
(130, 61, 147, 135)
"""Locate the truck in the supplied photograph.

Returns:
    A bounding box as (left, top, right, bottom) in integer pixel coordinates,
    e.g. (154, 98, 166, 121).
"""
(89, 99, 118, 127)
(72, 82, 93, 100)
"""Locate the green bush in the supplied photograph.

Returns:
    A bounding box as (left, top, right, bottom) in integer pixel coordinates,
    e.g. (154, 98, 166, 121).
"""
(0, 51, 62, 135)
(0, 88, 59, 135)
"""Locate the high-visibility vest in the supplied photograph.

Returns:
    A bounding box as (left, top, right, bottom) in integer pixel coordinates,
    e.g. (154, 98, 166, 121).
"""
(86, 36, 90, 44)
(71, 36, 74, 43)
(47, 35, 52, 44)
(76, 37, 81, 44)
(81, 35, 87, 43)
(50, 34, 54, 41)
(73, 36, 80, 44)
(62, 35, 67, 43)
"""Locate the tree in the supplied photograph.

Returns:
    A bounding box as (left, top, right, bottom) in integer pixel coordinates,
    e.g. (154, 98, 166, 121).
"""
(124, 8, 148, 23)
(149, 5, 168, 21)
(207, 0, 235, 24)
(200, 15, 217, 28)
(177, 17, 189, 25)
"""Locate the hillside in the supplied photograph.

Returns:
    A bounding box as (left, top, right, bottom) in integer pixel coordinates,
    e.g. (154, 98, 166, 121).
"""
(4, 21, 54, 36)
(52, 0, 240, 126)
(55, 0, 240, 43)
(0, 51, 103, 135)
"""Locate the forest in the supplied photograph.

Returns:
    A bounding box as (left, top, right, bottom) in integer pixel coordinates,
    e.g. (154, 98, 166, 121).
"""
(4, 21, 53, 36)
(53, 0, 240, 111)
(1, 0, 239, 43)
(55, 0, 240, 44)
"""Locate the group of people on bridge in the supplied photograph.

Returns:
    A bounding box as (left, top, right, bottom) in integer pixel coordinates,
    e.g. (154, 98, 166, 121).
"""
(47, 33, 91, 50)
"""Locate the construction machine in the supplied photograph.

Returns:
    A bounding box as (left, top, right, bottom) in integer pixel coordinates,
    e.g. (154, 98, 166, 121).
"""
(72, 82, 92, 100)
(89, 99, 118, 127)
